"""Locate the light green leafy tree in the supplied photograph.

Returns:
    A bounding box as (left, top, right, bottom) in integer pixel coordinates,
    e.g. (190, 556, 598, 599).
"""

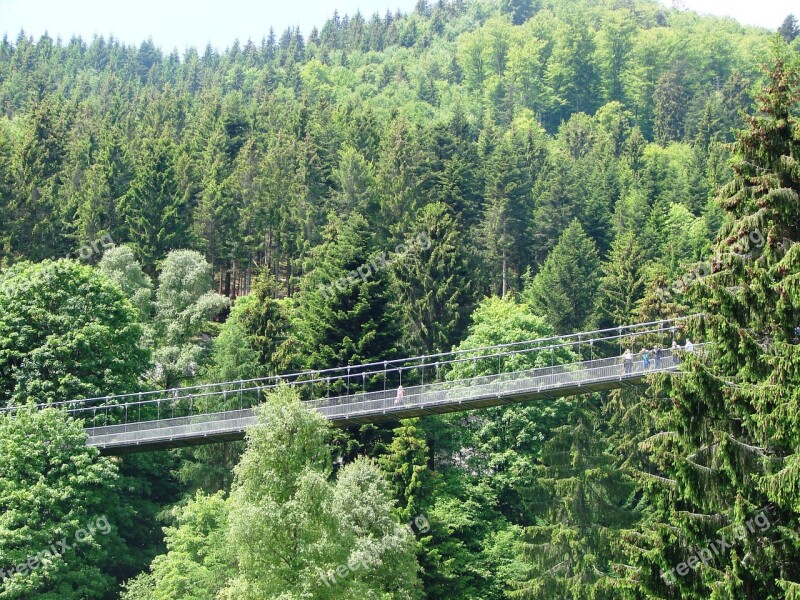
(98, 244, 154, 324)
(121, 491, 231, 600)
(225, 386, 422, 599)
(0, 408, 124, 599)
(151, 250, 229, 387)
(0, 260, 149, 405)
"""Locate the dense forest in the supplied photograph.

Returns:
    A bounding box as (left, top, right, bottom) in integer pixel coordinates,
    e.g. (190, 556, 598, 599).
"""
(0, 0, 799, 597)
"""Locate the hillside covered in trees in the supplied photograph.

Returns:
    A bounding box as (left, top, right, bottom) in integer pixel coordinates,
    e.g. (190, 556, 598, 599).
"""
(1, 0, 799, 598)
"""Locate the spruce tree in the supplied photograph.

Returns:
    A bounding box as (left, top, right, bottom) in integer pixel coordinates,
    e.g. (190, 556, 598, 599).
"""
(478, 133, 534, 296)
(391, 202, 473, 354)
(514, 395, 639, 600)
(293, 214, 400, 372)
(378, 419, 432, 521)
(523, 219, 601, 333)
(596, 230, 647, 327)
(624, 47, 800, 598)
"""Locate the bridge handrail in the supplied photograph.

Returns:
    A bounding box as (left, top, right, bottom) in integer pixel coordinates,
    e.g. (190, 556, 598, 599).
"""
(2, 316, 700, 414)
(82, 346, 704, 445)
(66, 344, 705, 427)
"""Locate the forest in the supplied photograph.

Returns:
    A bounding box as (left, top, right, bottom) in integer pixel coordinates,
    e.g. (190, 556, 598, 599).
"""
(0, 0, 799, 597)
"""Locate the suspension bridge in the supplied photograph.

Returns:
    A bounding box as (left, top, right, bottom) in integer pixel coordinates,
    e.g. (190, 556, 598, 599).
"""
(4, 316, 702, 453)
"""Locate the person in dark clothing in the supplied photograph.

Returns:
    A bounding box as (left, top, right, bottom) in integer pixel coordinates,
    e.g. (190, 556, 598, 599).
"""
(653, 345, 662, 368)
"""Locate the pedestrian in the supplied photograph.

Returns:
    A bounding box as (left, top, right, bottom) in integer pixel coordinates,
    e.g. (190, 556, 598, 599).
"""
(685, 338, 694, 353)
(623, 348, 633, 374)
(672, 340, 681, 364)
(653, 345, 662, 369)
(642, 347, 651, 370)
(395, 384, 404, 405)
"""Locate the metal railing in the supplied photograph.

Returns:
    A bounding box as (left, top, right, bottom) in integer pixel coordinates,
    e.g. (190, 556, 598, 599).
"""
(84, 346, 702, 449)
(1, 316, 704, 450)
(2, 316, 697, 423)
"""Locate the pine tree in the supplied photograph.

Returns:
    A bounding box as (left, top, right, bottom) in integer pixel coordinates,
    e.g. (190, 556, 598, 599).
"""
(231, 273, 291, 376)
(0, 123, 14, 263)
(500, 0, 538, 25)
(391, 202, 473, 354)
(530, 157, 579, 266)
(292, 214, 400, 372)
(523, 219, 601, 333)
(625, 47, 800, 598)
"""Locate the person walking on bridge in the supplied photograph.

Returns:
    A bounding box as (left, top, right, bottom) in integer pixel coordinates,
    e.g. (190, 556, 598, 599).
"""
(623, 348, 633, 374)
(672, 340, 681, 364)
(653, 345, 662, 369)
(395, 384, 404, 406)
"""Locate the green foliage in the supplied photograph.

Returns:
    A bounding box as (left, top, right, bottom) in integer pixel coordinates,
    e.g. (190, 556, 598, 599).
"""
(0, 260, 149, 404)
(513, 396, 639, 599)
(778, 14, 798, 43)
(98, 245, 154, 322)
(447, 295, 577, 379)
(596, 230, 647, 326)
(444, 296, 577, 519)
(379, 420, 432, 521)
(0, 3, 790, 599)
(523, 219, 601, 333)
(616, 46, 800, 597)
(134, 386, 422, 599)
(119, 136, 190, 268)
(151, 250, 229, 387)
(122, 491, 231, 600)
(391, 202, 473, 353)
(293, 214, 400, 371)
(0, 409, 123, 599)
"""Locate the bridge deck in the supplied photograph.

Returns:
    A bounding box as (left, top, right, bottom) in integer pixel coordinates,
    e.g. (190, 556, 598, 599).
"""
(86, 353, 681, 453)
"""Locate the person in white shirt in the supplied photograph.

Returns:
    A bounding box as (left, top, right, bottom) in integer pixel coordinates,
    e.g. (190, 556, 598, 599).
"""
(623, 348, 633, 374)
(684, 339, 694, 353)
(672, 340, 681, 364)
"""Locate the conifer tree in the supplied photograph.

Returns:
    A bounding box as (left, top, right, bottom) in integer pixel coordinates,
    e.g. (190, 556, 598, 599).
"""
(378, 419, 432, 521)
(293, 214, 400, 372)
(514, 395, 639, 600)
(625, 47, 800, 598)
(778, 14, 798, 43)
(391, 202, 472, 354)
(119, 135, 190, 271)
(478, 133, 533, 296)
(523, 219, 601, 333)
(596, 230, 647, 327)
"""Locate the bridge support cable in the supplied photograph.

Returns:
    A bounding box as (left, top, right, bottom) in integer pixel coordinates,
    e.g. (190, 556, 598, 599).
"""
(1, 316, 704, 443)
